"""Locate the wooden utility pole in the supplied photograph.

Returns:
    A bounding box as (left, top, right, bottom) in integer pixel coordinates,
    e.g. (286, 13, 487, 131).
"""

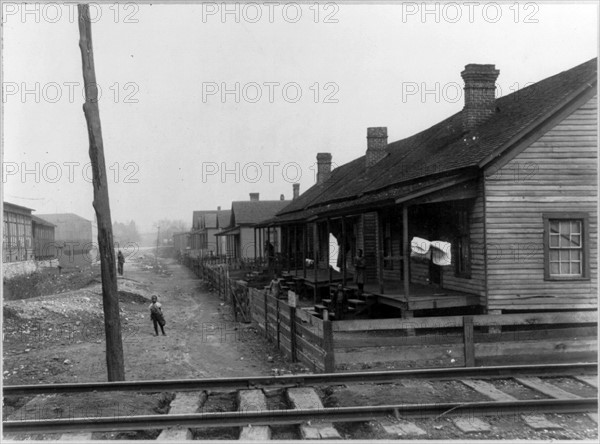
(77, 4, 125, 381)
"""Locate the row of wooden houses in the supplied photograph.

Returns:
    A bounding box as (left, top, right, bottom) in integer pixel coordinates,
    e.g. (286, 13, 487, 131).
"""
(181, 58, 597, 318)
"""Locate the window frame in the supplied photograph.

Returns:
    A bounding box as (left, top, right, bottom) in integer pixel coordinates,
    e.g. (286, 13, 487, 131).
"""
(454, 207, 472, 279)
(543, 212, 590, 281)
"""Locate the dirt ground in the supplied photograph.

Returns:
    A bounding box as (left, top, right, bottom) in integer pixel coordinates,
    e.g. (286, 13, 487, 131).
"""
(3, 253, 598, 440)
(2, 251, 299, 439)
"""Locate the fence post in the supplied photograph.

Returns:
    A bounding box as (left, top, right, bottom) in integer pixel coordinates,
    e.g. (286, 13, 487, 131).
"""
(290, 305, 297, 362)
(323, 320, 334, 373)
(276, 298, 280, 349)
(264, 291, 269, 339)
(463, 315, 475, 367)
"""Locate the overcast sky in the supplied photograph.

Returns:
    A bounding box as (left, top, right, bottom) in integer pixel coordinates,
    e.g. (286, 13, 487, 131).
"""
(2, 1, 598, 233)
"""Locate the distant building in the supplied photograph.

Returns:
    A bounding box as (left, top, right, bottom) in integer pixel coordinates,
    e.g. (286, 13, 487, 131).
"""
(31, 215, 56, 260)
(190, 207, 231, 258)
(217, 193, 290, 259)
(2, 202, 34, 263)
(35, 213, 93, 267)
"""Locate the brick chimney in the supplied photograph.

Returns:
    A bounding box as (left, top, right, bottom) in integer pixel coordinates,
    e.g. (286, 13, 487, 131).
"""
(280, 194, 285, 200)
(366, 127, 388, 168)
(293, 183, 300, 200)
(217, 206, 221, 211)
(249, 193, 259, 201)
(461, 64, 499, 131)
(316, 153, 332, 185)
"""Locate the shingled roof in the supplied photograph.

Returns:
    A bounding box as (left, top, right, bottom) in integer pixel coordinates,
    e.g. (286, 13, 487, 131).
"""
(230, 200, 291, 227)
(277, 58, 597, 221)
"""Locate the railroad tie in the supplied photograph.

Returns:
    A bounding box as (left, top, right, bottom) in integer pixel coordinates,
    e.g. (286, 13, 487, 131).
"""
(572, 375, 598, 389)
(459, 379, 563, 431)
(156, 391, 207, 440)
(286, 387, 341, 439)
(513, 377, 582, 400)
(238, 390, 271, 440)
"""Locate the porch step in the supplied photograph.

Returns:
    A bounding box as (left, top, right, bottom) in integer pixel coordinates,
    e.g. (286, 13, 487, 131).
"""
(314, 304, 327, 312)
(321, 298, 332, 305)
(347, 299, 366, 305)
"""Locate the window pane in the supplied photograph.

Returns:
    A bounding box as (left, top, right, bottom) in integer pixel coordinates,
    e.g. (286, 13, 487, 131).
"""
(571, 262, 582, 275)
(560, 221, 570, 236)
(549, 234, 559, 247)
(571, 221, 581, 235)
(550, 221, 559, 234)
(570, 249, 581, 262)
(549, 250, 559, 261)
(570, 234, 581, 247)
(550, 262, 560, 274)
(560, 262, 570, 274)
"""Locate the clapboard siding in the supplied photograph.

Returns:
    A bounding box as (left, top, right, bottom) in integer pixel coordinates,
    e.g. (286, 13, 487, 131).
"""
(485, 95, 598, 311)
(440, 180, 486, 300)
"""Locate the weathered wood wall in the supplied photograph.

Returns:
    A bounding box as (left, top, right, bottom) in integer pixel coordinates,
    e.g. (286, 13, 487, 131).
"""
(441, 181, 486, 301)
(485, 94, 598, 311)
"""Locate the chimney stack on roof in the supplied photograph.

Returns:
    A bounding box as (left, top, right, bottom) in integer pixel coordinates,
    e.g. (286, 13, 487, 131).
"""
(280, 194, 285, 201)
(316, 153, 332, 185)
(217, 206, 221, 211)
(366, 127, 388, 168)
(249, 193, 259, 202)
(461, 64, 500, 131)
(293, 183, 300, 200)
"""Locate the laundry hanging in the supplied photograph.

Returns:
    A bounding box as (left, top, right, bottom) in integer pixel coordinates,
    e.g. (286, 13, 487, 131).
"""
(410, 237, 452, 266)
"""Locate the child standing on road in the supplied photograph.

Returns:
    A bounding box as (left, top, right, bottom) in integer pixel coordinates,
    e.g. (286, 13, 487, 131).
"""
(149, 295, 167, 336)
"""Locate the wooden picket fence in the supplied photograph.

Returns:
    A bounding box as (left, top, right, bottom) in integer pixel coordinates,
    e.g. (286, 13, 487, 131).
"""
(184, 259, 596, 371)
(247, 288, 335, 372)
(333, 311, 598, 369)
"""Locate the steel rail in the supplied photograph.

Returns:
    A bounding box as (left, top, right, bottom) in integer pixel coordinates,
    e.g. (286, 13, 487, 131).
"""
(4, 398, 597, 434)
(3, 362, 597, 397)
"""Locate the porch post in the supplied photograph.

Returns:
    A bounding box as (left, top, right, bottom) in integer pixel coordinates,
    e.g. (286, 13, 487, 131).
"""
(259, 228, 263, 261)
(293, 224, 298, 276)
(376, 211, 385, 294)
(342, 216, 347, 286)
(267, 226, 271, 268)
(286, 225, 291, 272)
(403, 206, 410, 299)
(302, 223, 307, 278)
(313, 221, 318, 303)
(326, 218, 332, 287)
(253, 228, 257, 259)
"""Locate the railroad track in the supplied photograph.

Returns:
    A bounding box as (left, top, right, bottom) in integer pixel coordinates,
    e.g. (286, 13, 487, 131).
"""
(3, 362, 598, 439)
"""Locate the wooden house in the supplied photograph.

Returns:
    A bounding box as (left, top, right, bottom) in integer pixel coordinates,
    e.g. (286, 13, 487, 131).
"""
(217, 193, 291, 260)
(270, 58, 597, 317)
(189, 207, 231, 258)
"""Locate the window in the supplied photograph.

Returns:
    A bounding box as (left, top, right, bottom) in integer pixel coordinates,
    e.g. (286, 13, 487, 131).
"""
(383, 220, 393, 270)
(454, 209, 471, 278)
(544, 213, 589, 280)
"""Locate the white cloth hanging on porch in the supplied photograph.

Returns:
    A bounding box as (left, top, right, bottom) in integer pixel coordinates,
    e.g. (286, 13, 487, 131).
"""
(410, 237, 452, 266)
(431, 240, 452, 266)
(410, 237, 431, 259)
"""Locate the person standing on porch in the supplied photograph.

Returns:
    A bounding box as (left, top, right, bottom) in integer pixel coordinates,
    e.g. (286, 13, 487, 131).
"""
(354, 249, 366, 295)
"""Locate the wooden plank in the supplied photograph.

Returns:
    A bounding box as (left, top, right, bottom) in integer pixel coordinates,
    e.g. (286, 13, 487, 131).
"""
(521, 415, 563, 430)
(381, 421, 426, 436)
(286, 388, 340, 439)
(157, 391, 207, 440)
(463, 316, 475, 367)
(476, 338, 597, 363)
(459, 379, 516, 402)
(514, 377, 582, 400)
(452, 417, 491, 434)
(295, 333, 325, 360)
(336, 343, 464, 366)
(238, 390, 271, 441)
(573, 375, 598, 389)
